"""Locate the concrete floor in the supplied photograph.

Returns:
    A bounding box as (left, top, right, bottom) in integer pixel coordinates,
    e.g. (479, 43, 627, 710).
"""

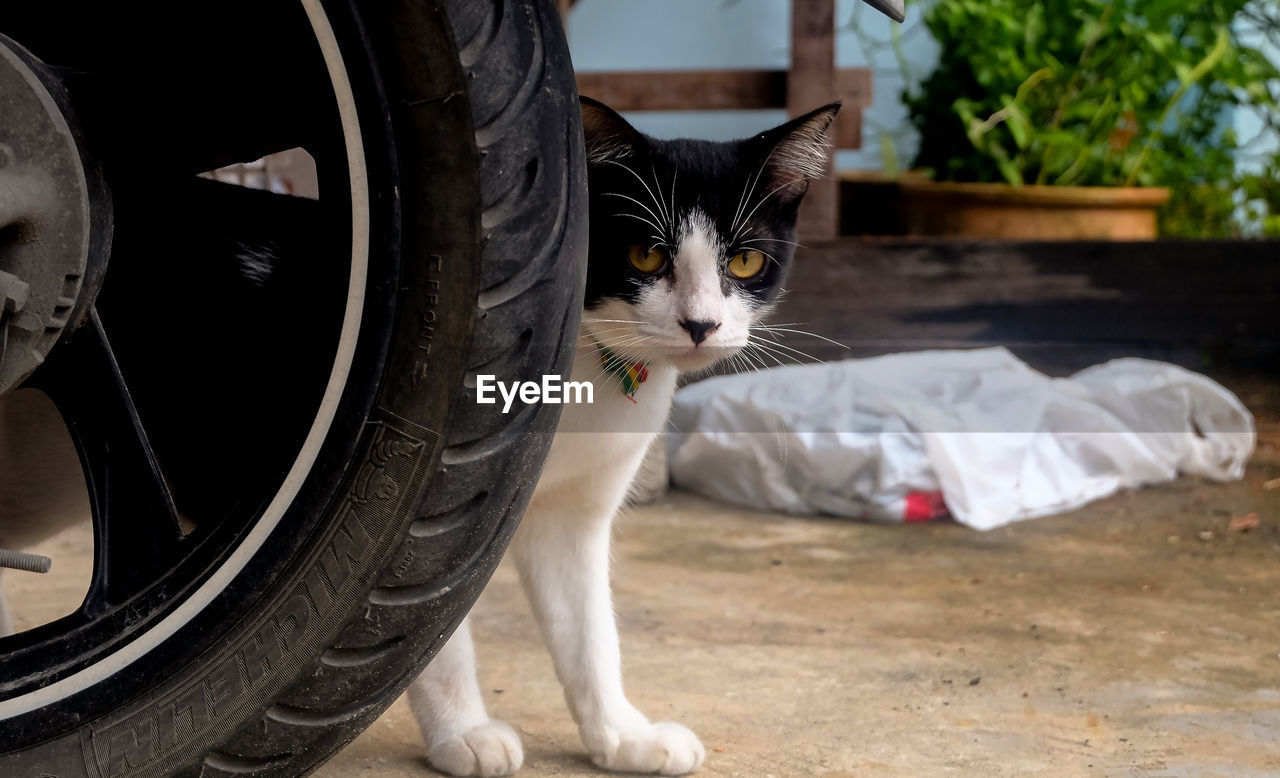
(5, 432, 1278, 777)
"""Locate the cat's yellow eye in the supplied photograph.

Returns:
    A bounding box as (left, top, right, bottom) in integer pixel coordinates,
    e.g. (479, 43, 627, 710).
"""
(628, 244, 666, 274)
(727, 250, 766, 279)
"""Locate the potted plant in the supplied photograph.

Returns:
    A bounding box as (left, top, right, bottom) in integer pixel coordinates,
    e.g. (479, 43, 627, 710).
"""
(899, 0, 1280, 239)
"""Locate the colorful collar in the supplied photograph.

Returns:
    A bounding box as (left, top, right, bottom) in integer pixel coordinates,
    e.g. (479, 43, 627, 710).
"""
(595, 340, 649, 403)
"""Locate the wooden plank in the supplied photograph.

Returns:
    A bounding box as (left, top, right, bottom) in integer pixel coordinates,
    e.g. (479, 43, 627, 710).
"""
(789, 0, 838, 241)
(788, 0, 836, 111)
(576, 70, 788, 112)
(834, 68, 871, 147)
(574, 68, 871, 116)
(836, 68, 873, 106)
(835, 105, 863, 151)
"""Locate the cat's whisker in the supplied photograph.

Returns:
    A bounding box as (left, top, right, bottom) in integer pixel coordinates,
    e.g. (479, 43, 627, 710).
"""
(734, 349, 764, 375)
(745, 344, 775, 372)
(575, 347, 631, 386)
(751, 327, 787, 346)
(577, 332, 649, 354)
(580, 321, 639, 332)
(747, 246, 785, 271)
(733, 181, 796, 245)
(752, 346, 787, 370)
(729, 175, 752, 237)
(579, 317, 645, 324)
(751, 325, 850, 350)
(600, 339, 654, 356)
(605, 209, 663, 239)
(731, 147, 778, 237)
(604, 193, 665, 233)
(650, 162, 672, 233)
(748, 333, 802, 358)
(748, 335, 822, 365)
(760, 345, 789, 369)
(576, 334, 636, 351)
(580, 343, 645, 369)
(576, 334, 639, 353)
(600, 160, 671, 233)
(593, 333, 658, 355)
(741, 343, 779, 371)
(614, 212, 667, 237)
(579, 324, 641, 337)
(739, 236, 805, 250)
(577, 338, 659, 392)
(669, 168, 678, 232)
(594, 327, 657, 343)
(746, 342, 806, 368)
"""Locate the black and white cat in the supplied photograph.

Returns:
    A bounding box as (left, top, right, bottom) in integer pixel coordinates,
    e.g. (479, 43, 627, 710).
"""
(407, 97, 839, 777)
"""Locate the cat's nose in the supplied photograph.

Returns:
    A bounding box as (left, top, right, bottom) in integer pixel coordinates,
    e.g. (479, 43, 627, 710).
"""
(680, 319, 720, 345)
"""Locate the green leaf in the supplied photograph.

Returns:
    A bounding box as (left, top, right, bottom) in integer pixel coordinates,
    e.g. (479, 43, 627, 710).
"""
(1006, 104, 1032, 149)
(1143, 30, 1171, 56)
(879, 133, 900, 179)
(995, 155, 1023, 187)
(1039, 130, 1085, 147)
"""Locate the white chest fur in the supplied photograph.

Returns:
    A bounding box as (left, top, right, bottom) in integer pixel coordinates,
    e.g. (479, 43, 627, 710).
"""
(535, 348, 678, 499)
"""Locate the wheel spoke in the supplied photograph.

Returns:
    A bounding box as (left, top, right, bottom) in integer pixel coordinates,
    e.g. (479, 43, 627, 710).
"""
(27, 309, 184, 609)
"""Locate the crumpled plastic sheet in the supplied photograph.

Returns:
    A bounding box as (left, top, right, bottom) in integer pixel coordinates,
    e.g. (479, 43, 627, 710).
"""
(667, 348, 1255, 530)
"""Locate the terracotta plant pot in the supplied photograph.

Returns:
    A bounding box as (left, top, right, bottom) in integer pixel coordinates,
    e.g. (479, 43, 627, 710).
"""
(898, 181, 1171, 240)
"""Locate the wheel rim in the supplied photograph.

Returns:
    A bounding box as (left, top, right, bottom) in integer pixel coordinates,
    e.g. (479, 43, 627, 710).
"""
(0, 0, 375, 723)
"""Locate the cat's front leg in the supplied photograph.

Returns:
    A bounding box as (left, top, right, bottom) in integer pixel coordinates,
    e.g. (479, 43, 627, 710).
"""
(407, 617, 523, 777)
(512, 493, 704, 775)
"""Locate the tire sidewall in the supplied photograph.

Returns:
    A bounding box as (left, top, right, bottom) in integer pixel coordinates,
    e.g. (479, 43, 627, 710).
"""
(0, 0, 490, 773)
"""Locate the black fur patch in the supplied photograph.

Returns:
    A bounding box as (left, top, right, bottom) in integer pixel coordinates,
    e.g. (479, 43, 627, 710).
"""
(581, 99, 838, 310)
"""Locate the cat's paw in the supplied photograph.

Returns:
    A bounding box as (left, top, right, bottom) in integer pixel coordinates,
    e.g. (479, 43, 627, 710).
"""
(593, 721, 705, 775)
(427, 720, 524, 777)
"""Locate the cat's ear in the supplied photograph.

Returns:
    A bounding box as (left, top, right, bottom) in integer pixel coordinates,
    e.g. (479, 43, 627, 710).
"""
(581, 96, 646, 165)
(757, 102, 841, 197)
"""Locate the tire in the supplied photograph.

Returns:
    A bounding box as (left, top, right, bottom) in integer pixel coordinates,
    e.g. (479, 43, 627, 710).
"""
(0, 0, 587, 775)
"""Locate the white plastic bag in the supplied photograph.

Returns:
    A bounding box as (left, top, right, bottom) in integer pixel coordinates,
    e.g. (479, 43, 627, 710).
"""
(667, 348, 1255, 530)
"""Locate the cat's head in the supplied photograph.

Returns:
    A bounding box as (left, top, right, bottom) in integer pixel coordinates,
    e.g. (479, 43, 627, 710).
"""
(580, 97, 839, 373)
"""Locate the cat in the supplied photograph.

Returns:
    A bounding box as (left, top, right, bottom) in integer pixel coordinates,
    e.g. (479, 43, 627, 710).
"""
(406, 96, 839, 777)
